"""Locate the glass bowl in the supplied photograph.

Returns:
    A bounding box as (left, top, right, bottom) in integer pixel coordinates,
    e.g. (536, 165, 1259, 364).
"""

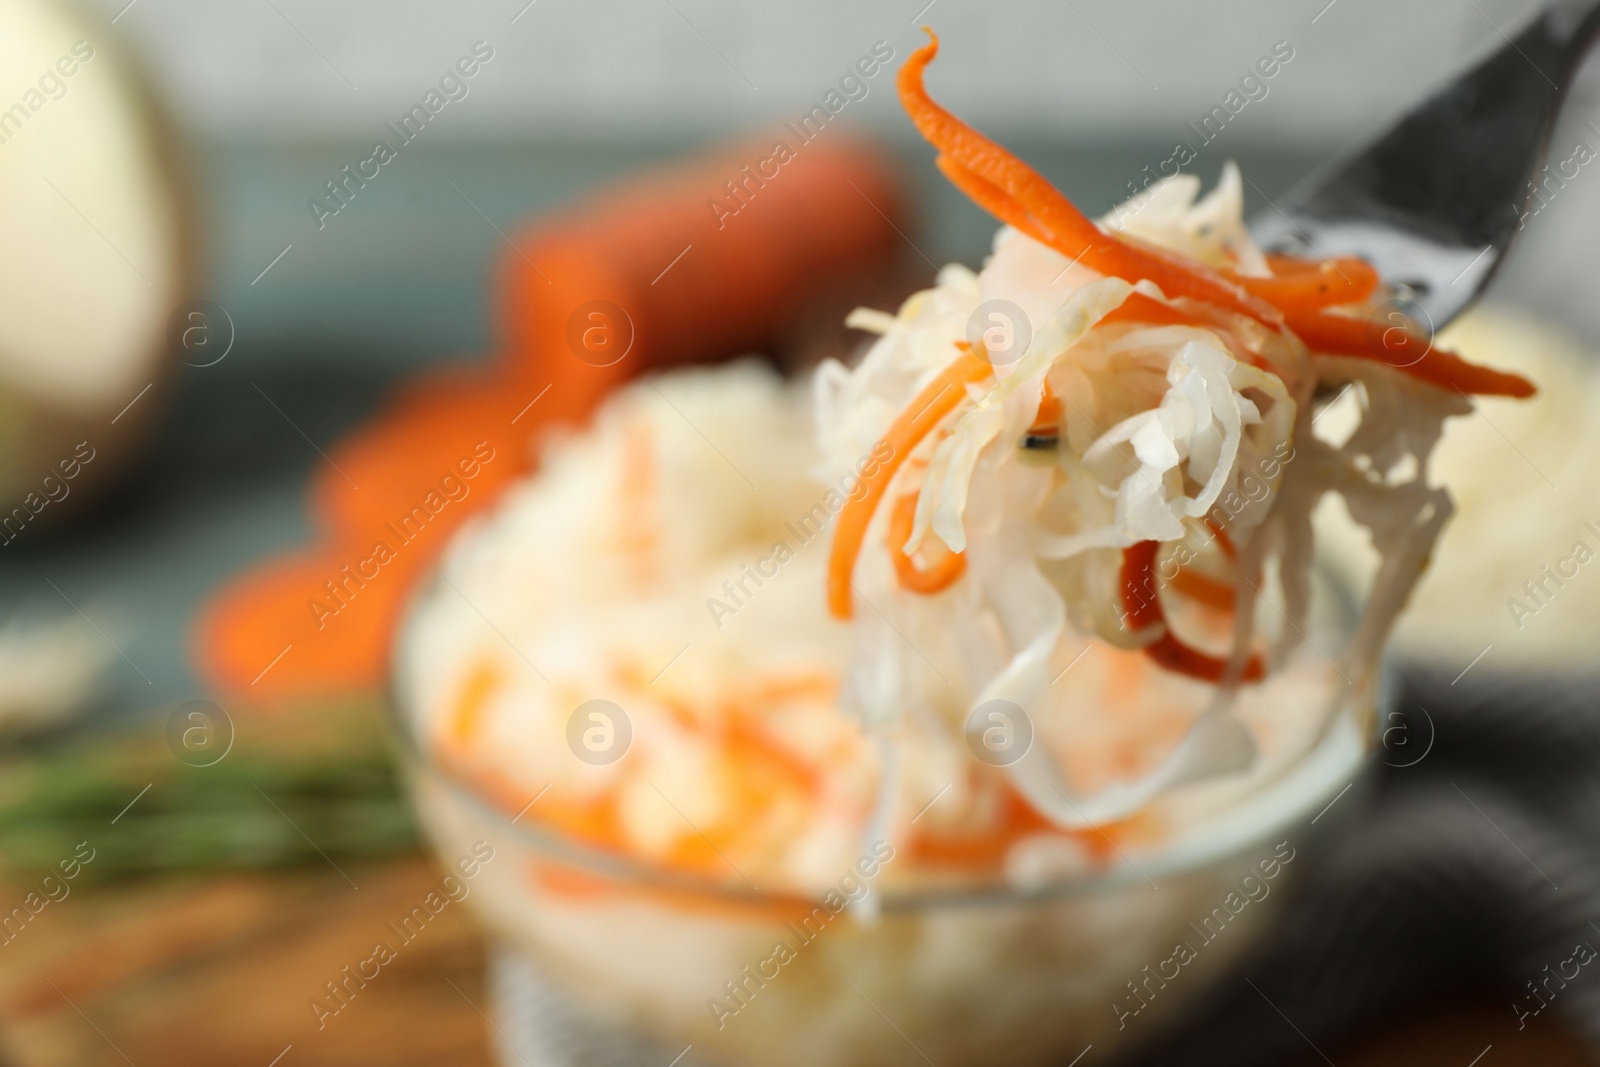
(390, 568, 1374, 1067)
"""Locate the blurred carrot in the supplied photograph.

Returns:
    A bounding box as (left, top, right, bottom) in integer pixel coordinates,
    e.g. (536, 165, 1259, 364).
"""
(195, 137, 909, 702)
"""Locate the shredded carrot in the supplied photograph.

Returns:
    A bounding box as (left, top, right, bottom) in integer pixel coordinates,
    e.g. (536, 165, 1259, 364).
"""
(1167, 521, 1238, 609)
(900, 31, 1283, 330)
(1098, 292, 1213, 329)
(445, 692, 822, 885)
(1168, 567, 1237, 612)
(447, 658, 503, 747)
(1111, 233, 1285, 326)
(1264, 253, 1325, 274)
(887, 488, 968, 594)
(899, 33, 1536, 404)
(1263, 253, 1378, 278)
(906, 777, 1121, 870)
(934, 154, 1058, 249)
(899, 48, 1100, 250)
(827, 345, 994, 619)
(1283, 308, 1536, 398)
(1143, 622, 1263, 685)
(1230, 257, 1380, 311)
(936, 154, 1253, 339)
(1030, 379, 1064, 437)
(1121, 540, 1264, 684)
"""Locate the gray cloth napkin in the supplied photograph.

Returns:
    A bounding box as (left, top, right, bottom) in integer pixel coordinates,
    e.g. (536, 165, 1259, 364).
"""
(1114, 667, 1600, 1065)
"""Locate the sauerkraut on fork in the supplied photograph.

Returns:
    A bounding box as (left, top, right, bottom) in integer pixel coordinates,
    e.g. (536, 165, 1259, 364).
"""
(405, 32, 1537, 898)
(816, 30, 1535, 829)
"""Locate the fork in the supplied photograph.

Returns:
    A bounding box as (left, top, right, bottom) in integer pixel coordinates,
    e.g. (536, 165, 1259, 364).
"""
(1248, 0, 1600, 332)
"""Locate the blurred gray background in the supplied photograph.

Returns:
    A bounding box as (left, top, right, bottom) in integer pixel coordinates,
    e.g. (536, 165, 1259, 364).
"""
(77, 0, 1600, 361)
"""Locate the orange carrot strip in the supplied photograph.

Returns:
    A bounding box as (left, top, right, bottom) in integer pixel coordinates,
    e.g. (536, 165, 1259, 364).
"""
(1099, 295, 1283, 374)
(1284, 308, 1536, 398)
(1145, 627, 1264, 684)
(1264, 253, 1326, 274)
(900, 32, 1282, 330)
(448, 659, 503, 747)
(887, 488, 968, 594)
(1230, 256, 1380, 310)
(934, 154, 1057, 247)
(906, 779, 1121, 871)
(1121, 540, 1163, 631)
(1098, 292, 1214, 329)
(1121, 540, 1264, 684)
(900, 39, 1533, 405)
(899, 56, 1096, 247)
(1168, 567, 1236, 612)
(934, 158, 1242, 340)
(1264, 253, 1376, 277)
(1107, 232, 1285, 327)
(1029, 379, 1063, 437)
(827, 347, 994, 619)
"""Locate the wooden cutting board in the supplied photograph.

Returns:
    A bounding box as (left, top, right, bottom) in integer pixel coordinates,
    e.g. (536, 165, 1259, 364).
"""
(0, 853, 1582, 1067)
(0, 856, 492, 1067)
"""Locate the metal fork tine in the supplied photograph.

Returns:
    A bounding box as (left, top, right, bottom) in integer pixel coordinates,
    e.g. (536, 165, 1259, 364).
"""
(1248, 0, 1600, 330)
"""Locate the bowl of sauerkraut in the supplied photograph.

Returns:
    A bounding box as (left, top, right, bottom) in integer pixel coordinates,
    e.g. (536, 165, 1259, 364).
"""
(391, 30, 1533, 1067)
